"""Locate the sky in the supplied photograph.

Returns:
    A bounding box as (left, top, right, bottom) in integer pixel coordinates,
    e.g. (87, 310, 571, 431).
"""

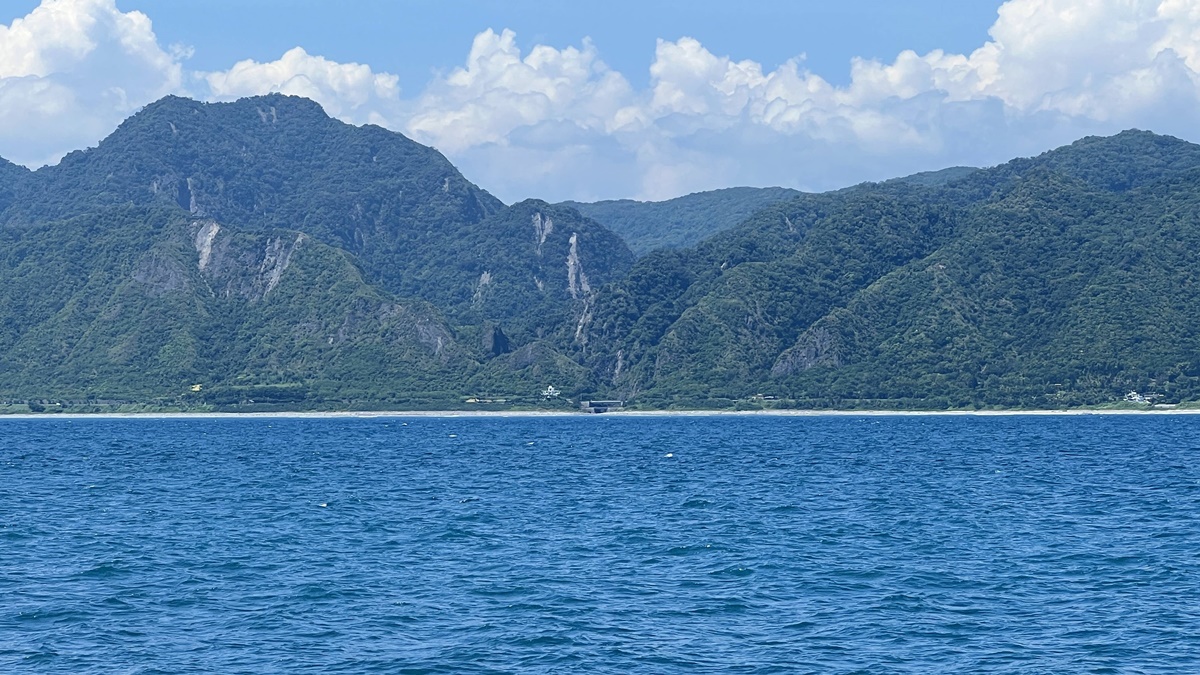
(1, 0, 1198, 203)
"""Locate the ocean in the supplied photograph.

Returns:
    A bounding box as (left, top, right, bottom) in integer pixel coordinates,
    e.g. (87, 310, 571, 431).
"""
(3, 414, 1199, 673)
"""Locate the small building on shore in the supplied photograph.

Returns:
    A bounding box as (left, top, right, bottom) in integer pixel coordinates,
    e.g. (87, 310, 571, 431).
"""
(580, 400, 624, 413)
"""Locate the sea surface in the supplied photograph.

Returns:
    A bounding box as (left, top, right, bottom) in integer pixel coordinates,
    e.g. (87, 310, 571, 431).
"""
(2, 414, 1199, 673)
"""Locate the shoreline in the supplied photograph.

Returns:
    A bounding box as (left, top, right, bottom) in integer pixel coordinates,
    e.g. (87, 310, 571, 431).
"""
(2, 407, 1199, 420)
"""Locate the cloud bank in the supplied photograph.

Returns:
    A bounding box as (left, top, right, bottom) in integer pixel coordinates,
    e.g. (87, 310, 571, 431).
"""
(1, 0, 1199, 201)
(0, 0, 182, 167)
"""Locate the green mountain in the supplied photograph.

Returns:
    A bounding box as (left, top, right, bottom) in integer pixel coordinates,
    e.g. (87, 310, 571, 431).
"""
(10, 95, 631, 330)
(563, 169, 980, 257)
(561, 187, 804, 255)
(577, 130, 1200, 409)
(3, 96, 1200, 412)
(0, 95, 632, 408)
(0, 204, 476, 405)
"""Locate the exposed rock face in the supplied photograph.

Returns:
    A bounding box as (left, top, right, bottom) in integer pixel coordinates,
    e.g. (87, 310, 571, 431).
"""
(194, 220, 220, 271)
(186, 177, 203, 215)
(574, 298, 594, 348)
(433, 199, 632, 347)
(193, 221, 305, 302)
(509, 343, 542, 370)
(482, 323, 511, 357)
(566, 233, 591, 299)
(259, 234, 303, 296)
(771, 325, 844, 377)
(533, 212, 553, 255)
(472, 270, 492, 307)
(565, 232, 597, 348)
(9, 93, 506, 322)
(399, 308, 452, 361)
(332, 297, 457, 363)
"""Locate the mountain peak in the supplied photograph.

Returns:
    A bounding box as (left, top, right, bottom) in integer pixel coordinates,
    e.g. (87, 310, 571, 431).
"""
(1062, 128, 1190, 152)
(140, 92, 329, 114)
(980, 129, 1200, 193)
(127, 93, 334, 135)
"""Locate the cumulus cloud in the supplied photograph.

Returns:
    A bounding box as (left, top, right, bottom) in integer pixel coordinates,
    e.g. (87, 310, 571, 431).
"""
(407, 0, 1200, 200)
(0, 0, 183, 167)
(2, 0, 1200, 201)
(202, 47, 401, 125)
(404, 28, 634, 153)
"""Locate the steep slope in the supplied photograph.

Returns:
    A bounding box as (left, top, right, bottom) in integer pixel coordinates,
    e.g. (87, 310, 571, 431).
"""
(359, 198, 634, 345)
(0, 94, 634, 386)
(5, 95, 561, 333)
(771, 167, 1200, 407)
(4, 106, 1200, 410)
(579, 131, 1200, 408)
(0, 158, 28, 213)
(0, 94, 640, 406)
(0, 205, 473, 404)
(462, 201, 633, 344)
(8, 96, 502, 254)
(581, 185, 957, 402)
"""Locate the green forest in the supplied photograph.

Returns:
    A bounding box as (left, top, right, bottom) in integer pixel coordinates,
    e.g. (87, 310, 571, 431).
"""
(2, 94, 1199, 412)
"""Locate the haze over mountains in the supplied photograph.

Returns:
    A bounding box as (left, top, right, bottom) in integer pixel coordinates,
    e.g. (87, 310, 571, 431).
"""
(3, 94, 1199, 410)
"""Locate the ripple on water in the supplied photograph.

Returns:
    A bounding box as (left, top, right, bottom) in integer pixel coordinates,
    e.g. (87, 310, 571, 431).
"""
(2, 415, 1200, 673)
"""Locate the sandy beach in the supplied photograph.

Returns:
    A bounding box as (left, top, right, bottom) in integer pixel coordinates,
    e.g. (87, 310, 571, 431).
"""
(2, 407, 1199, 420)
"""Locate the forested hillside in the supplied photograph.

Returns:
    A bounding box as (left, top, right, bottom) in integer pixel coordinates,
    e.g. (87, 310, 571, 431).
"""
(562, 187, 803, 255)
(0, 95, 630, 409)
(564, 168, 979, 257)
(576, 130, 1200, 408)
(1, 95, 1198, 411)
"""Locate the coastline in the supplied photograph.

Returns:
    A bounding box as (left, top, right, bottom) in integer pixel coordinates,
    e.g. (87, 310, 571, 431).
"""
(2, 407, 1199, 420)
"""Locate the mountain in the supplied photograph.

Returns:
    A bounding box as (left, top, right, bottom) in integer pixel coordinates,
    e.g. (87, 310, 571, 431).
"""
(0, 203, 476, 405)
(564, 170, 982, 258)
(0, 94, 632, 408)
(3, 98, 1200, 412)
(576, 130, 1200, 409)
(561, 187, 804, 255)
(9, 95, 632, 330)
(381, 199, 633, 345)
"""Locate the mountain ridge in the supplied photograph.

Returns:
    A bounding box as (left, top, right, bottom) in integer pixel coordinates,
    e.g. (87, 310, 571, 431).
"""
(573, 129, 1200, 408)
(0, 94, 630, 408)
(2, 95, 1199, 410)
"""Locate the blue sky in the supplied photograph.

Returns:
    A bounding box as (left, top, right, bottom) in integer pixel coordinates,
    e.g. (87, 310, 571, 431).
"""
(2, 1, 1198, 202)
(112, 0, 1002, 90)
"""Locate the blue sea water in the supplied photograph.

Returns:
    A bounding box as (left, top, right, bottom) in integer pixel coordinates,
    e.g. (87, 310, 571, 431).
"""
(2, 414, 1199, 673)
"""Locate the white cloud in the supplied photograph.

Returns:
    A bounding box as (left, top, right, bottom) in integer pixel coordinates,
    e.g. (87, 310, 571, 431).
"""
(201, 47, 401, 124)
(376, 2, 1194, 200)
(404, 28, 634, 153)
(2, 0, 1200, 201)
(0, 0, 183, 167)
(840, 0, 1200, 117)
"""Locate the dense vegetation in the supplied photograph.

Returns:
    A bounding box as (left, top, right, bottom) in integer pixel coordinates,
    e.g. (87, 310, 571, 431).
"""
(577, 130, 1200, 409)
(1, 94, 1198, 411)
(563, 168, 979, 256)
(0, 95, 629, 409)
(562, 187, 803, 255)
